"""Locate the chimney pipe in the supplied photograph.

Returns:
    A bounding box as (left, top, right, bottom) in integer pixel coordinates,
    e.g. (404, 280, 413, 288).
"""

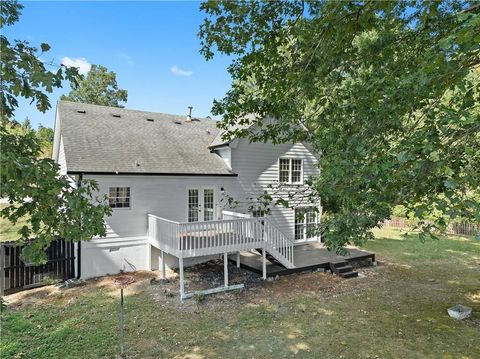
(186, 106, 193, 122)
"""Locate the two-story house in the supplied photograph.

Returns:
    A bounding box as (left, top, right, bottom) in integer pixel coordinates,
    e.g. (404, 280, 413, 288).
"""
(53, 101, 372, 299)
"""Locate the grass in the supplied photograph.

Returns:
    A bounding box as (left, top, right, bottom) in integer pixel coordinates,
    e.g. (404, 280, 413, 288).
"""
(0, 204, 28, 242)
(1, 229, 479, 358)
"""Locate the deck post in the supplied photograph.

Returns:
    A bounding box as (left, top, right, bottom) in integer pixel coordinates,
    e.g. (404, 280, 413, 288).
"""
(161, 250, 166, 280)
(236, 252, 241, 268)
(262, 247, 267, 280)
(179, 257, 185, 301)
(224, 253, 229, 288)
(147, 244, 152, 270)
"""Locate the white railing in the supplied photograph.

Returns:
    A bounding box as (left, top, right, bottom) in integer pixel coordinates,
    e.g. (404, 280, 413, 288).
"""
(263, 219, 295, 268)
(221, 210, 251, 220)
(148, 213, 295, 268)
(179, 218, 264, 257)
(148, 214, 181, 256)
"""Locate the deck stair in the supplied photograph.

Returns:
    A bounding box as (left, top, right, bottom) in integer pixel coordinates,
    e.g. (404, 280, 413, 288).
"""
(329, 261, 358, 279)
(254, 248, 286, 268)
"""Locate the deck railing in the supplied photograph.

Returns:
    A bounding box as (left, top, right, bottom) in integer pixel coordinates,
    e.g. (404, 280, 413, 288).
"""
(148, 215, 181, 255)
(263, 219, 295, 268)
(221, 210, 251, 220)
(221, 210, 294, 267)
(147, 213, 295, 268)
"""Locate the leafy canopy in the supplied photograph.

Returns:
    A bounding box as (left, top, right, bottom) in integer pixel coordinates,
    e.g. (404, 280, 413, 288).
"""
(3, 118, 54, 158)
(61, 64, 128, 107)
(0, 1, 79, 118)
(0, 1, 111, 262)
(199, 1, 480, 251)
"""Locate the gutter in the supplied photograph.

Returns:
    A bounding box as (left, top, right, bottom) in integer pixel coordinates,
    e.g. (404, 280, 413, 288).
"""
(67, 171, 238, 177)
(208, 142, 231, 150)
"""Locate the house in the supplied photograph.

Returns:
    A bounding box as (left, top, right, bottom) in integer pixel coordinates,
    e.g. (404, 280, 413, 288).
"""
(52, 101, 372, 299)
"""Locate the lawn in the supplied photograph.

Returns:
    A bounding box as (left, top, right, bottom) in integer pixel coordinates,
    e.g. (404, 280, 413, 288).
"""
(1, 228, 479, 359)
(0, 204, 28, 242)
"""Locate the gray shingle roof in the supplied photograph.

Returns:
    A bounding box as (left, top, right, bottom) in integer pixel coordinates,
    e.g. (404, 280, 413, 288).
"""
(57, 101, 235, 175)
(209, 114, 258, 148)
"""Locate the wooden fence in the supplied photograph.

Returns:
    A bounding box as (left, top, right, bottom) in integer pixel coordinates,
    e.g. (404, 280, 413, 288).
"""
(0, 239, 76, 296)
(383, 217, 480, 236)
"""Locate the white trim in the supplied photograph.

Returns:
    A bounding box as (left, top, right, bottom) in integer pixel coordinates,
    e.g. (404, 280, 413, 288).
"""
(294, 206, 319, 242)
(278, 157, 304, 185)
(186, 186, 219, 222)
(84, 236, 148, 247)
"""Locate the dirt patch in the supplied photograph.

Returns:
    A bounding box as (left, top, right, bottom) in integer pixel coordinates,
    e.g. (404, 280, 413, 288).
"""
(5, 260, 384, 313)
(147, 259, 385, 312)
(4, 271, 156, 309)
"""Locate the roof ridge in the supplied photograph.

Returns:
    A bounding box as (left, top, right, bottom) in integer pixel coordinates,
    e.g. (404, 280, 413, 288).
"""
(57, 100, 233, 175)
(58, 100, 217, 122)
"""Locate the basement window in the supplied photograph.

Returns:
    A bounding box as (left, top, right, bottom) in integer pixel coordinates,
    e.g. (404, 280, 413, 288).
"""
(109, 187, 130, 208)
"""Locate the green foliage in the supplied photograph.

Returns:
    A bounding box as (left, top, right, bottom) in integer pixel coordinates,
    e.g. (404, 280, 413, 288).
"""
(41, 275, 60, 286)
(36, 124, 54, 157)
(2, 118, 54, 157)
(0, 1, 79, 119)
(0, 125, 112, 262)
(0, 1, 111, 262)
(199, 1, 480, 252)
(0, 203, 30, 242)
(61, 64, 128, 107)
(0, 296, 6, 312)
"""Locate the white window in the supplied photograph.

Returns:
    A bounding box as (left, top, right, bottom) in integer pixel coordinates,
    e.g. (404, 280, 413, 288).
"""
(279, 158, 303, 184)
(188, 189, 199, 222)
(203, 189, 214, 221)
(294, 207, 317, 241)
(251, 209, 266, 218)
(109, 187, 130, 208)
(187, 188, 216, 222)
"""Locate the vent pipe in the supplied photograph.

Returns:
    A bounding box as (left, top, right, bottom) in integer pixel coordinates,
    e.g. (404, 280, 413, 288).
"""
(186, 106, 193, 122)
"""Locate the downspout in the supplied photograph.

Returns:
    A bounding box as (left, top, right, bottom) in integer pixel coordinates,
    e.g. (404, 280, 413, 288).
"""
(76, 173, 83, 279)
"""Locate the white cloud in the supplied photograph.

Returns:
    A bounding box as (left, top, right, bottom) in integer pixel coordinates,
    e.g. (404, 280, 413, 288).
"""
(61, 57, 91, 75)
(118, 53, 134, 66)
(170, 65, 193, 77)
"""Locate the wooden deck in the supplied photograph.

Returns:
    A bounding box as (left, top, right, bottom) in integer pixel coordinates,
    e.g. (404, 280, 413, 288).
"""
(231, 242, 375, 277)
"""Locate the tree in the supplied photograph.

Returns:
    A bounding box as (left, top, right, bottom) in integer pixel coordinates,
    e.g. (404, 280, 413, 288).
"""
(36, 124, 54, 157)
(61, 64, 128, 107)
(0, 1, 111, 262)
(199, 1, 480, 251)
(0, 2, 79, 118)
(3, 118, 54, 158)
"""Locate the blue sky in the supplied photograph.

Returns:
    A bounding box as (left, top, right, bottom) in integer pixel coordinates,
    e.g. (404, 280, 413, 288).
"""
(6, 1, 232, 129)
